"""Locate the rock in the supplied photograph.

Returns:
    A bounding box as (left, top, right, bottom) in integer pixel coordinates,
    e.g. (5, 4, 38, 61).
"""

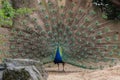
(0, 71, 3, 80)
(0, 58, 48, 80)
(0, 64, 6, 80)
(3, 68, 31, 80)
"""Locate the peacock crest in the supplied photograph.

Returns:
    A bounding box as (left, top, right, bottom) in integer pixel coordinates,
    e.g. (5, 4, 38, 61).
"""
(8, 0, 120, 69)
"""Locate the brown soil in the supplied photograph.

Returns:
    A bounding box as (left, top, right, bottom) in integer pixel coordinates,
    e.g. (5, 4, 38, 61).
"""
(46, 64, 120, 80)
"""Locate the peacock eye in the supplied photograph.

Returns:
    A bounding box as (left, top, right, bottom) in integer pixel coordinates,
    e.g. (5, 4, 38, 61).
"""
(89, 10, 96, 15)
(61, 13, 65, 17)
(60, 5, 64, 9)
(45, 15, 49, 19)
(39, 2, 42, 5)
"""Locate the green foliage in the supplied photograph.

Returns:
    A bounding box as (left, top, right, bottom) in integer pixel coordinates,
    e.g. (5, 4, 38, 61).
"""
(92, 0, 120, 20)
(16, 8, 33, 15)
(0, 0, 14, 26)
(0, 0, 33, 27)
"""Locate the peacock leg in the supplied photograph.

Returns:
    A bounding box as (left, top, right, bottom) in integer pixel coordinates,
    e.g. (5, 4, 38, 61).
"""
(57, 63, 59, 71)
(62, 63, 65, 71)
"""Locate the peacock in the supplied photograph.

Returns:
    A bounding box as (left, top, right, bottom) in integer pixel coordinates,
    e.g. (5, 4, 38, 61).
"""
(54, 46, 65, 71)
(7, 0, 120, 71)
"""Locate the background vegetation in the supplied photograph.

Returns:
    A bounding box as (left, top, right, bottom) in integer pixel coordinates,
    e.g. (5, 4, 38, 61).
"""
(93, 0, 120, 20)
(0, 0, 33, 27)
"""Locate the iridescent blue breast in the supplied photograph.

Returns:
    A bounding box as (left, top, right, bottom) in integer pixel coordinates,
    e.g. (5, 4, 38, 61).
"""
(54, 47, 63, 64)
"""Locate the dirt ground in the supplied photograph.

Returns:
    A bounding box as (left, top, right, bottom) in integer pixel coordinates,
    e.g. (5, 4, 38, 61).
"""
(45, 64, 120, 80)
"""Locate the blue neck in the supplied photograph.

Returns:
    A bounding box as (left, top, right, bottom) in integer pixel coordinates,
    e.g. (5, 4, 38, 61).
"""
(54, 47, 63, 63)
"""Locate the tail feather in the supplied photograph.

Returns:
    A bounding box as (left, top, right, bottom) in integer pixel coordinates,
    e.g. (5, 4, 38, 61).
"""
(8, 0, 120, 69)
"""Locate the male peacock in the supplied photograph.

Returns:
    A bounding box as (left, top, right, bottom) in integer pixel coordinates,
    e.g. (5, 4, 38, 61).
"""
(7, 0, 120, 70)
(54, 46, 65, 71)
